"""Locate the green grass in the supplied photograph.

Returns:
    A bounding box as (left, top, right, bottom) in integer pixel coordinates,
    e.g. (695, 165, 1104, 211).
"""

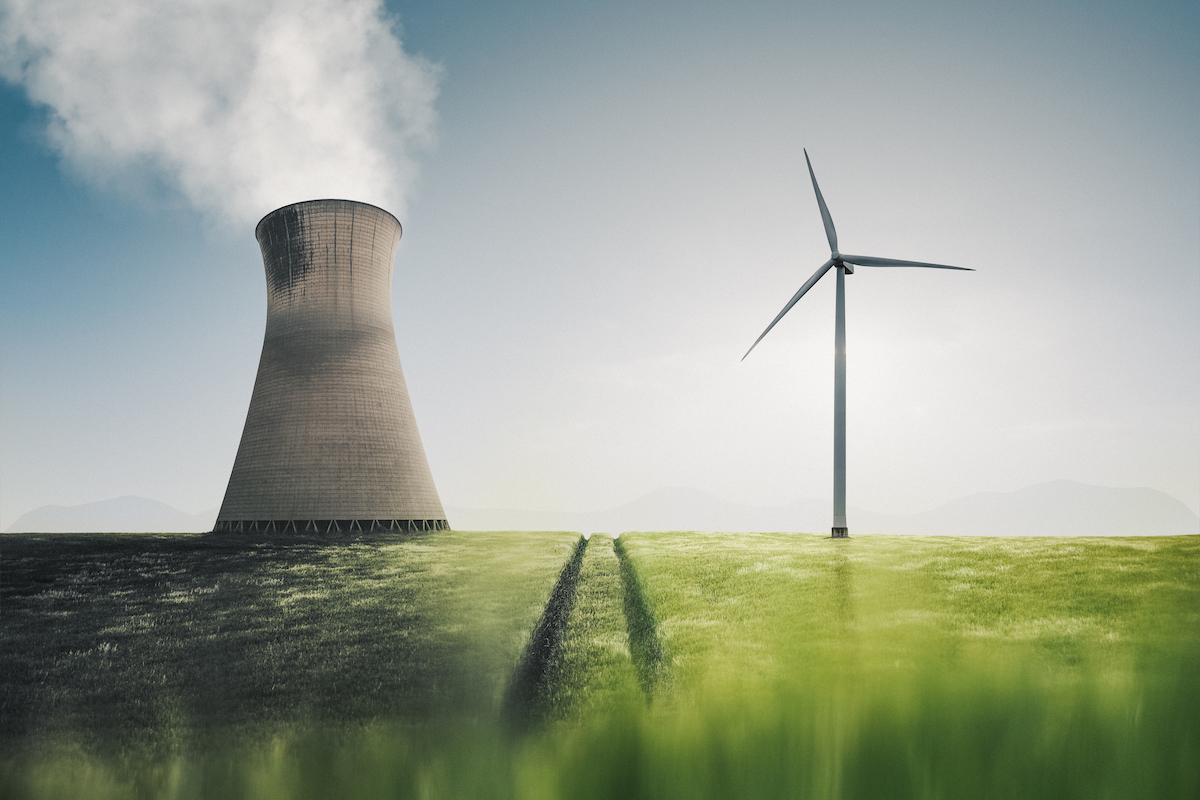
(2, 532, 1197, 799)
(546, 536, 644, 722)
(609, 533, 1200, 799)
(618, 533, 1199, 693)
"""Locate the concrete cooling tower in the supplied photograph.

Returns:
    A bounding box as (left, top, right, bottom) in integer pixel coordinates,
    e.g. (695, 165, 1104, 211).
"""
(214, 199, 448, 533)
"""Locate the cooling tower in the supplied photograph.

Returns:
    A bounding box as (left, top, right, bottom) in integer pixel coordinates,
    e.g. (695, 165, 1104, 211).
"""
(214, 199, 448, 533)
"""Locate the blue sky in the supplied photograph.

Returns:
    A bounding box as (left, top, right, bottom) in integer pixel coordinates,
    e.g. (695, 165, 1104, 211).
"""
(1, 0, 1197, 529)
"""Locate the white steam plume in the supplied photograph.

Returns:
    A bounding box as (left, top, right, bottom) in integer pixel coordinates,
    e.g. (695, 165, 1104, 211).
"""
(0, 0, 439, 225)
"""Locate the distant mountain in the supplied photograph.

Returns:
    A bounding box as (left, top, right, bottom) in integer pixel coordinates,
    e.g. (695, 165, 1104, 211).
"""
(4, 496, 218, 533)
(448, 481, 1199, 536)
(854, 480, 1199, 537)
(9, 482, 1193, 536)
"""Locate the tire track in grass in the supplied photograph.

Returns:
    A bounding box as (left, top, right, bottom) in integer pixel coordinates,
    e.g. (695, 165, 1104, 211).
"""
(614, 535, 671, 702)
(547, 535, 645, 722)
(502, 535, 587, 729)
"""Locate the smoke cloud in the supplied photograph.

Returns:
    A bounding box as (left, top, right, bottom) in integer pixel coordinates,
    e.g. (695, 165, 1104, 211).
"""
(0, 0, 439, 225)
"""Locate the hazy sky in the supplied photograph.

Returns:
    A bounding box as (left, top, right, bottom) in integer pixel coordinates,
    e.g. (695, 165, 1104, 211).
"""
(1, 0, 1196, 529)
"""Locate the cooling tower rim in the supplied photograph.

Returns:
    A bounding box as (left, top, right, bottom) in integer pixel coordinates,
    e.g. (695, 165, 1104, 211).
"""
(255, 199, 402, 242)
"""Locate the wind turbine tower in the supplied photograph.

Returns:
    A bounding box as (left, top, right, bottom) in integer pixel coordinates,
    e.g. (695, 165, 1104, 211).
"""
(743, 151, 973, 538)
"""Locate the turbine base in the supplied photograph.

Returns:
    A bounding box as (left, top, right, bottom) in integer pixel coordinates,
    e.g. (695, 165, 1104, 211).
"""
(831, 527, 849, 538)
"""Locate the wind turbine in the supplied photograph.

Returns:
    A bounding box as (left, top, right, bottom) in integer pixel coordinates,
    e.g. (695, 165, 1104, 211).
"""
(743, 150, 973, 538)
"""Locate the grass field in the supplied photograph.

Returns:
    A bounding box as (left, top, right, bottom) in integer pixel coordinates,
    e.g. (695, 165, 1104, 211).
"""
(1, 531, 1197, 799)
(621, 533, 1198, 691)
(0, 530, 579, 752)
(611, 533, 1199, 799)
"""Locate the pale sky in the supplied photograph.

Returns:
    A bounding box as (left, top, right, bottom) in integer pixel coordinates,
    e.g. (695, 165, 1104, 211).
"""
(1, 0, 1196, 529)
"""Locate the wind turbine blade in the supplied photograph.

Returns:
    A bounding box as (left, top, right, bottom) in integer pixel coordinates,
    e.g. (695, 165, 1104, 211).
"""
(839, 254, 974, 271)
(804, 149, 838, 254)
(742, 259, 835, 361)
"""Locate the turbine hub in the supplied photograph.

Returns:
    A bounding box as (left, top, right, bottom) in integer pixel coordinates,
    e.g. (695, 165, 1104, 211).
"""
(831, 250, 840, 260)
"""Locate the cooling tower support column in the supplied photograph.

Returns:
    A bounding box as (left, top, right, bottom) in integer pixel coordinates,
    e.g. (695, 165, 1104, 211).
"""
(214, 199, 448, 533)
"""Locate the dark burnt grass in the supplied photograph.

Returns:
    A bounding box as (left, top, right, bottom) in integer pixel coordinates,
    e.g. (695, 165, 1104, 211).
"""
(0, 530, 578, 756)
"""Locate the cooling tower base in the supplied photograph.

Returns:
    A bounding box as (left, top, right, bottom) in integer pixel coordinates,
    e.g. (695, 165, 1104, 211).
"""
(213, 519, 449, 534)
